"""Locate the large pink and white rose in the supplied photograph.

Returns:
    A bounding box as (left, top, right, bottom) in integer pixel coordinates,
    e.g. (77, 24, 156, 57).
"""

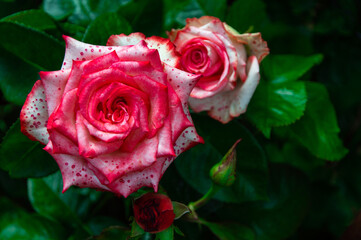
(168, 16, 269, 123)
(20, 34, 203, 197)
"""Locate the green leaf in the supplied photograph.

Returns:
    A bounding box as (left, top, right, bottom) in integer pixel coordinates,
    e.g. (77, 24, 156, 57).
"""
(266, 143, 325, 176)
(246, 54, 324, 138)
(155, 226, 174, 240)
(0, 170, 28, 198)
(173, 225, 184, 237)
(305, 181, 355, 237)
(83, 12, 132, 45)
(87, 216, 125, 236)
(28, 171, 102, 227)
(217, 165, 310, 240)
(196, 0, 226, 19)
(163, 0, 204, 30)
(246, 81, 307, 138)
(0, 10, 62, 105)
(43, 0, 131, 27)
(163, 0, 226, 30)
(118, 0, 163, 36)
(287, 82, 348, 160)
(130, 219, 145, 238)
(42, 0, 75, 21)
(172, 201, 190, 220)
(0, 213, 66, 240)
(58, 22, 86, 40)
(176, 115, 268, 203)
(262, 54, 324, 84)
(0, 12, 64, 70)
(202, 221, 255, 240)
(1, 9, 58, 31)
(0, 119, 58, 178)
(226, 0, 269, 33)
(87, 226, 130, 240)
(0, 197, 27, 229)
(0, 48, 39, 105)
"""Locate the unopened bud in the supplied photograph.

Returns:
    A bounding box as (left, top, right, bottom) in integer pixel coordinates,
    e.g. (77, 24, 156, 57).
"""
(209, 139, 241, 187)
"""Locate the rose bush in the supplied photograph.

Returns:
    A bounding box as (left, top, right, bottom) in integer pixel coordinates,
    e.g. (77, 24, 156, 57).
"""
(20, 34, 203, 197)
(168, 16, 269, 123)
(133, 192, 175, 233)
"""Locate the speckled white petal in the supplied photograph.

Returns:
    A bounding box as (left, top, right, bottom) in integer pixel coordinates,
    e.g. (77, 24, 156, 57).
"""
(107, 33, 180, 67)
(20, 80, 49, 144)
(163, 64, 200, 105)
(45, 151, 111, 192)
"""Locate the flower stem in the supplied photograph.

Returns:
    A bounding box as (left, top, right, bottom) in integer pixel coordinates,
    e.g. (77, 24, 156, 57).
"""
(188, 184, 220, 212)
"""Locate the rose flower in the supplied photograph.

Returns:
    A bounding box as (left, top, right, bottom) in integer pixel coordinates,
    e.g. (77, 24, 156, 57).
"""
(133, 192, 175, 233)
(20, 34, 203, 197)
(168, 16, 269, 123)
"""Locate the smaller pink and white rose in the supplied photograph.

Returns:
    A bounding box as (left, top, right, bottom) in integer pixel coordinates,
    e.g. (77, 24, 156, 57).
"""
(168, 16, 269, 123)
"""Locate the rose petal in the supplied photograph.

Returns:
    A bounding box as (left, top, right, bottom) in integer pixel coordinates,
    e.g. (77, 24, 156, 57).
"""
(46, 151, 110, 192)
(107, 156, 169, 197)
(167, 86, 193, 143)
(229, 56, 260, 116)
(78, 70, 149, 134)
(82, 51, 120, 75)
(45, 130, 79, 155)
(20, 80, 49, 144)
(107, 33, 180, 68)
(185, 16, 222, 28)
(62, 36, 126, 70)
(107, 32, 146, 46)
(47, 88, 78, 143)
(39, 69, 71, 115)
(130, 74, 169, 137)
(63, 61, 87, 94)
(156, 117, 176, 157)
(163, 64, 200, 105)
(189, 56, 260, 123)
(85, 137, 159, 184)
(224, 26, 269, 63)
(115, 40, 163, 71)
(76, 113, 124, 158)
(110, 61, 168, 85)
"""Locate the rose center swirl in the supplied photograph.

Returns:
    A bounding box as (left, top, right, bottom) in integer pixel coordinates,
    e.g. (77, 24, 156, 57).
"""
(97, 97, 130, 123)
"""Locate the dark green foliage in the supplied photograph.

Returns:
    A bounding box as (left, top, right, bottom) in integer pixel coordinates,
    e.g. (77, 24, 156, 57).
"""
(0, 120, 58, 178)
(176, 115, 268, 203)
(0, 0, 359, 239)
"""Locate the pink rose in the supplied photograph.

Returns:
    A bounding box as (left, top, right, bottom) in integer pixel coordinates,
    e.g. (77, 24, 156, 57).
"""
(20, 34, 203, 197)
(168, 16, 269, 123)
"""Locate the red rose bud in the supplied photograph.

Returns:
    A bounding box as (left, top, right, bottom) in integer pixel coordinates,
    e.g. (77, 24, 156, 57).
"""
(210, 139, 241, 187)
(133, 193, 175, 233)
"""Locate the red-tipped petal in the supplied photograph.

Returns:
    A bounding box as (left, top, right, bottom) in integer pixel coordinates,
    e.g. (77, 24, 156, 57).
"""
(48, 88, 78, 143)
(76, 113, 123, 158)
(108, 33, 180, 68)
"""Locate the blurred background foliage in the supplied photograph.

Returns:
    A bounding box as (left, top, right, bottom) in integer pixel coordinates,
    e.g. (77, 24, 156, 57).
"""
(0, 0, 360, 239)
